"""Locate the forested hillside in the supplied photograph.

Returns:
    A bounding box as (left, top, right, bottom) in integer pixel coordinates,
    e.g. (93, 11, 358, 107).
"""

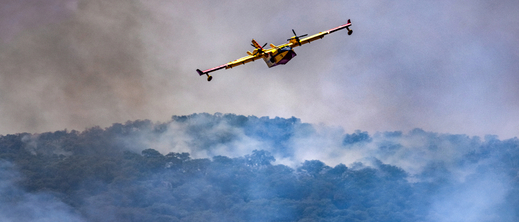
(0, 113, 518, 221)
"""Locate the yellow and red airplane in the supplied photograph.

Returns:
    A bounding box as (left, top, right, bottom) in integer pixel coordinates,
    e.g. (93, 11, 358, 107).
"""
(197, 20, 352, 81)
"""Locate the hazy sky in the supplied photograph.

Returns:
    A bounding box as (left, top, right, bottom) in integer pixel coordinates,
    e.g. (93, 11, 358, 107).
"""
(1, 0, 518, 138)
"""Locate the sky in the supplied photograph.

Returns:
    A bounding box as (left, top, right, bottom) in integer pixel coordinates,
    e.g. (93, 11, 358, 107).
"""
(0, 0, 518, 139)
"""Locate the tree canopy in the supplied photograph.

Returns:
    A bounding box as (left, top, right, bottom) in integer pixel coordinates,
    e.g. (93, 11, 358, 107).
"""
(0, 113, 517, 221)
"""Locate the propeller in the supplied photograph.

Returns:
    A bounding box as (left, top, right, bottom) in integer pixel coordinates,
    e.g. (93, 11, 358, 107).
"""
(287, 29, 308, 46)
(251, 42, 268, 55)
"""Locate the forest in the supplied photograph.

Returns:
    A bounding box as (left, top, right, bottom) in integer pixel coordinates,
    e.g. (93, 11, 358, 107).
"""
(0, 113, 518, 221)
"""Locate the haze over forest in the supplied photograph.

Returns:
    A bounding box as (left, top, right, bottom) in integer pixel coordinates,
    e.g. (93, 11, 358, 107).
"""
(1, 1, 518, 221)
(1, 113, 518, 221)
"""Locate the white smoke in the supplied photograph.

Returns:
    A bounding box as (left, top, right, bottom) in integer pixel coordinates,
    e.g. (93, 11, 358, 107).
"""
(0, 161, 85, 222)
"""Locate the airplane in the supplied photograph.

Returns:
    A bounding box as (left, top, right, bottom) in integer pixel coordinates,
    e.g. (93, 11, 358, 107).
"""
(197, 20, 352, 81)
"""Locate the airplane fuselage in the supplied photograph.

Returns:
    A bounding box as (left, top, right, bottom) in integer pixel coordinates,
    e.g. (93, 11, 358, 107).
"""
(263, 46, 297, 68)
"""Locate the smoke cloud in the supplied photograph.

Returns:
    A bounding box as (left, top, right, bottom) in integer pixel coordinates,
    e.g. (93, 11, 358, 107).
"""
(0, 0, 517, 138)
(1, 1, 518, 218)
(0, 161, 85, 222)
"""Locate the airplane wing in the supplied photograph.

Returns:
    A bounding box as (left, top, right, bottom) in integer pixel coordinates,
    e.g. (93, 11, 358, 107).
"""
(295, 20, 352, 46)
(197, 53, 264, 78)
(227, 53, 264, 69)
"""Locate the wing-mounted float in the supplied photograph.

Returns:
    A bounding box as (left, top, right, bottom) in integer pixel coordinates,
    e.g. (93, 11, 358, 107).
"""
(197, 19, 352, 81)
